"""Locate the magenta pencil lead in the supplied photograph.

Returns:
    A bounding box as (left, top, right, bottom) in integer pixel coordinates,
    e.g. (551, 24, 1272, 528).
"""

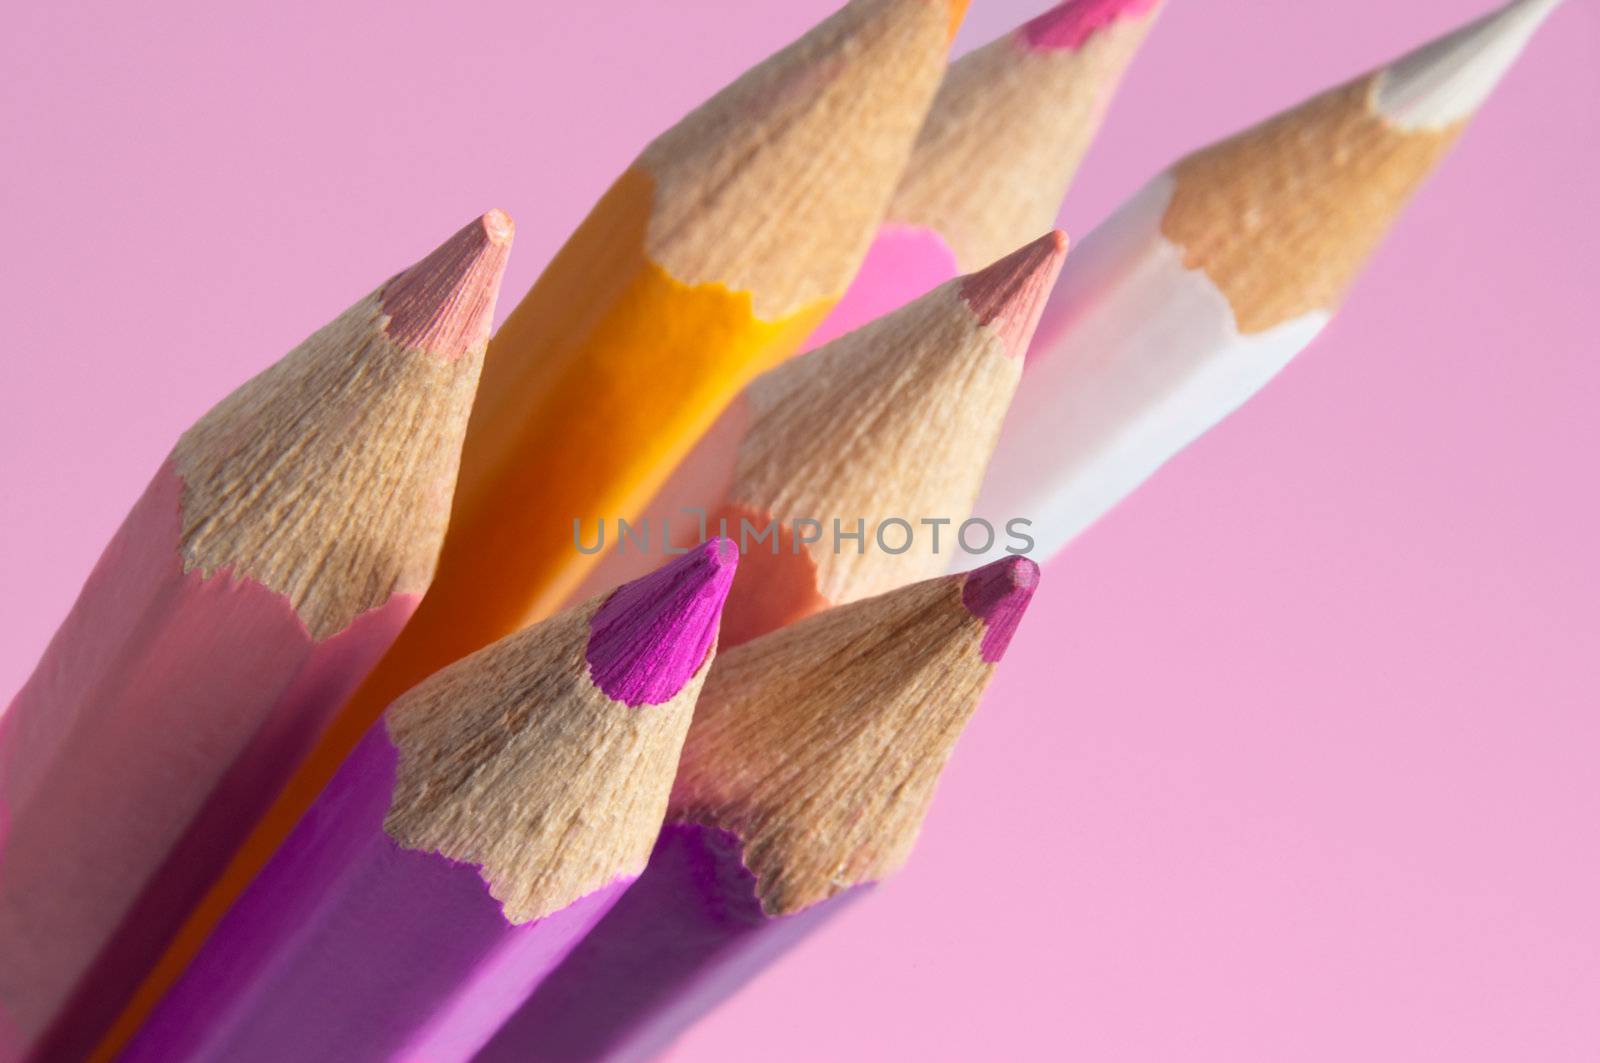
(118, 544, 738, 1063)
(480, 556, 1041, 1062)
(1022, 0, 1162, 52)
(587, 538, 738, 706)
(960, 553, 1040, 661)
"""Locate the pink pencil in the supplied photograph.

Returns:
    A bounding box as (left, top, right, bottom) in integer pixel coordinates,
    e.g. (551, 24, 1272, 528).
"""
(0, 212, 511, 1061)
(478, 554, 1039, 1062)
(808, 0, 1162, 348)
(118, 541, 738, 1063)
(563, 231, 1064, 643)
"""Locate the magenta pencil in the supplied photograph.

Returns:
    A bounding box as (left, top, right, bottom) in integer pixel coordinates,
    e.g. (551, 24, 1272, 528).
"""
(807, 0, 1161, 348)
(0, 212, 511, 1060)
(118, 541, 738, 1063)
(478, 554, 1039, 1063)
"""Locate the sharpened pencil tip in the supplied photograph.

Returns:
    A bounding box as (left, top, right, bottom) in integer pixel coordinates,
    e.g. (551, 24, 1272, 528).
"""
(586, 538, 739, 706)
(1372, 0, 1561, 131)
(379, 211, 514, 359)
(1021, 0, 1162, 52)
(958, 230, 1069, 357)
(481, 208, 516, 245)
(946, 0, 972, 42)
(961, 556, 1040, 663)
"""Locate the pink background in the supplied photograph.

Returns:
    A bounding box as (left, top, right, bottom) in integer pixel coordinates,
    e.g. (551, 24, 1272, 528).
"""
(3, 1, 1596, 1059)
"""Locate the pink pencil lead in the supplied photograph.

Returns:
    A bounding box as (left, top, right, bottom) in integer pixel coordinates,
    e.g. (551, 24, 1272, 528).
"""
(1022, 0, 1163, 52)
(958, 230, 1068, 357)
(587, 537, 739, 706)
(961, 555, 1041, 662)
(380, 209, 514, 358)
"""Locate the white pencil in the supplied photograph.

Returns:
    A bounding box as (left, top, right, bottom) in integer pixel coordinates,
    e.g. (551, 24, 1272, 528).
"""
(969, 0, 1562, 564)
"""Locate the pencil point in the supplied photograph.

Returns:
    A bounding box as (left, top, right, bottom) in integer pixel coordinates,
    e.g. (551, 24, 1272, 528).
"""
(1372, 0, 1561, 131)
(380, 211, 514, 359)
(587, 538, 739, 706)
(961, 556, 1040, 663)
(958, 231, 1068, 357)
(480, 208, 515, 245)
(946, 0, 972, 42)
(1021, 0, 1161, 52)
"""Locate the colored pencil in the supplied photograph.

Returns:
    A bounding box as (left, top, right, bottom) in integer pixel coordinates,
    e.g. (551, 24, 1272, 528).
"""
(567, 231, 1064, 646)
(969, 0, 1562, 564)
(808, 0, 1161, 349)
(477, 554, 1039, 1063)
(117, 542, 737, 1063)
(0, 213, 510, 1062)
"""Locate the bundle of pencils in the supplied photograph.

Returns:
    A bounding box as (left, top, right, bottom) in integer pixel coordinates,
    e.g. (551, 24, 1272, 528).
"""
(92, 5, 970, 1049)
(0, 0, 1566, 1060)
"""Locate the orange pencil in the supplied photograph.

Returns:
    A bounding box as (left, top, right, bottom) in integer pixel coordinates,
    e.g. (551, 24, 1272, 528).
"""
(428, 0, 963, 666)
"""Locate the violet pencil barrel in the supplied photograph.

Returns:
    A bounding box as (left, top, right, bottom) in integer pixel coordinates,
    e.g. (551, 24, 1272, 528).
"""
(120, 729, 631, 1063)
(477, 824, 860, 1063)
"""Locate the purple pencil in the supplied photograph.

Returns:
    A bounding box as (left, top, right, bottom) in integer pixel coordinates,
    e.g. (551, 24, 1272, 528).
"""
(119, 540, 739, 1063)
(478, 554, 1039, 1062)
